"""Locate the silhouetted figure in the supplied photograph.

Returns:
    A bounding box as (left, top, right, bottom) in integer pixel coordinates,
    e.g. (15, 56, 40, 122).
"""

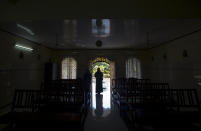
(95, 68, 103, 94)
(95, 94, 103, 117)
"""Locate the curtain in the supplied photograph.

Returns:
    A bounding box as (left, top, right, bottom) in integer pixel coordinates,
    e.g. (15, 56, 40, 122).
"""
(126, 58, 141, 78)
(61, 57, 77, 79)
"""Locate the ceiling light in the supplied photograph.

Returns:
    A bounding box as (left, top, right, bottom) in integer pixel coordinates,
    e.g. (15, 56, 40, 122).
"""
(16, 24, 35, 35)
(15, 44, 33, 52)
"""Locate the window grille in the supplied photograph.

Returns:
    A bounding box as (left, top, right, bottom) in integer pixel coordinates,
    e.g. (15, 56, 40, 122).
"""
(126, 58, 141, 78)
(61, 57, 77, 79)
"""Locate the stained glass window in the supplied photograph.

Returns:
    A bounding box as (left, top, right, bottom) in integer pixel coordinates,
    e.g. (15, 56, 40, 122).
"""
(92, 57, 110, 65)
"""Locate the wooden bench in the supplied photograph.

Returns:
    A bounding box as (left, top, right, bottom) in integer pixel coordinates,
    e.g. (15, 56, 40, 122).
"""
(126, 89, 201, 131)
(114, 78, 169, 116)
(0, 87, 86, 131)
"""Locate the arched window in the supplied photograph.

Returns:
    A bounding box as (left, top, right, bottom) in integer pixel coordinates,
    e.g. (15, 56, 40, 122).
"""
(126, 58, 141, 78)
(61, 57, 77, 79)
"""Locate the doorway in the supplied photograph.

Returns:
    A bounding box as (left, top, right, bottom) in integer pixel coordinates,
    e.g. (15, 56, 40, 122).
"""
(90, 57, 115, 117)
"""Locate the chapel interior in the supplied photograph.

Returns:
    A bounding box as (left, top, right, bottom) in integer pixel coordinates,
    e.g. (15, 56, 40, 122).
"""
(0, 0, 201, 131)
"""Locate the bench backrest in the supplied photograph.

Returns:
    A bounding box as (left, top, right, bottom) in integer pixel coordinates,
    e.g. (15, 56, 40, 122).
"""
(12, 88, 84, 112)
(128, 89, 201, 112)
(12, 90, 41, 112)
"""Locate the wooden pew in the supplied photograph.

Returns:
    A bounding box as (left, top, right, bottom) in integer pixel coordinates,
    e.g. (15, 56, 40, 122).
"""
(0, 79, 86, 131)
(115, 78, 169, 117)
(126, 89, 201, 131)
(115, 78, 127, 111)
(42, 79, 90, 108)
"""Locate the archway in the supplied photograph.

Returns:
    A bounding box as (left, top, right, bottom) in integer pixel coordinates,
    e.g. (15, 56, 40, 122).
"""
(90, 57, 115, 117)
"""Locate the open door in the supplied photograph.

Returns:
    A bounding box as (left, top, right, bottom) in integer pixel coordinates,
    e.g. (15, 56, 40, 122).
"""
(110, 61, 115, 89)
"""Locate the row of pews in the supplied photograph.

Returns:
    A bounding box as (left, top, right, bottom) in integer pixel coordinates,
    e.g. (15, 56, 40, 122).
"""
(0, 79, 90, 131)
(112, 78, 201, 131)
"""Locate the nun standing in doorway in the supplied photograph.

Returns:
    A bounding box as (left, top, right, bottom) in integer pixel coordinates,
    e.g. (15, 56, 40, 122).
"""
(95, 68, 103, 94)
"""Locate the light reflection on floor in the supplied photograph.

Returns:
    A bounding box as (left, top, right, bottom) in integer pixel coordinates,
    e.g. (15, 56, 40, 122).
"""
(92, 78, 111, 117)
(85, 78, 128, 131)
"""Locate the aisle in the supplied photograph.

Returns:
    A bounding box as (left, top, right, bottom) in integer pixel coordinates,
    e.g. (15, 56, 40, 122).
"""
(84, 78, 128, 131)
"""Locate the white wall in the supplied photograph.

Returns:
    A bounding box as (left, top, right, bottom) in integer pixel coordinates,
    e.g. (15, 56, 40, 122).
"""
(51, 49, 149, 79)
(0, 31, 51, 113)
(147, 31, 201, 100)
(0, 31, 149, 114)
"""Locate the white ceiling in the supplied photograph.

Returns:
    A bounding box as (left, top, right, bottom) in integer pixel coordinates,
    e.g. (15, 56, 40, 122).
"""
(0, 1, 201, 49)
(0, 19, 201, 49)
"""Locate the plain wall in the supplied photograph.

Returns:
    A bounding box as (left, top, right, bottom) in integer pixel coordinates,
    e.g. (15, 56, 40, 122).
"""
(146, 31, 201, 100)
(0, 31, 52, 114)
(50, 49, 149, 80)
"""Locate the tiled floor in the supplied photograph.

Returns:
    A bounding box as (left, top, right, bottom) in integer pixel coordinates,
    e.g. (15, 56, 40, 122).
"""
(84, 78, 128, 131)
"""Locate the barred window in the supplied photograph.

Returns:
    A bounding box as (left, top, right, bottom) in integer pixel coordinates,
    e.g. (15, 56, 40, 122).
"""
(61, 57, 77, 79)
(126, 58, 141, 78)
